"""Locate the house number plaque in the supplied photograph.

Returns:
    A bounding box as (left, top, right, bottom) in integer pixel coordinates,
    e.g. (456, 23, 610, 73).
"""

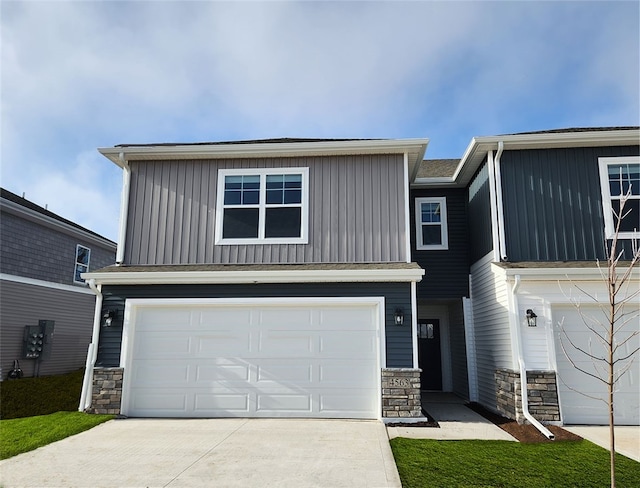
(389, 378, 411, 387)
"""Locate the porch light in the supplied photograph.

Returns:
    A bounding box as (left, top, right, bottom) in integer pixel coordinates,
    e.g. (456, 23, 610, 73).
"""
(525, 309, 537, 327)
(102, 309, 116, 327)
(394, 308, 404, 326)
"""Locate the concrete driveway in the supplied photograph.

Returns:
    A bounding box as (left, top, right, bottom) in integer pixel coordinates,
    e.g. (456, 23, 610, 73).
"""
(0, 418, 400, 488)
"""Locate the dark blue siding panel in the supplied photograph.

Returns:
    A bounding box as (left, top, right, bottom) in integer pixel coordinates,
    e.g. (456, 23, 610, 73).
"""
(97, 283, 413, 368)
(411, 188, 469, 299)
(501, 146, 640, 261)
(468, 162, 494, 263)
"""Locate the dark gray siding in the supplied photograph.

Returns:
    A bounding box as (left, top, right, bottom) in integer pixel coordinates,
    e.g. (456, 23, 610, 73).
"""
(97, 283, 413, 369)
(448, 300, 469, 399)
(468, 162, 494, 263)
(0, 279, 95, 379)
(0, 212, 115, 286)
(125, 154, 407, 265)
(411, 188, 469, 299)
(500, 146, 640, 261)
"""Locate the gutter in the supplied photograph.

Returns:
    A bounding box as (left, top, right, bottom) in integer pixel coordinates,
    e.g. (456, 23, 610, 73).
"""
(115, 152, 130, 265)
(493, 141, 507, 261)
(78, 279, 103, 412)
(510, 275, 555, 439)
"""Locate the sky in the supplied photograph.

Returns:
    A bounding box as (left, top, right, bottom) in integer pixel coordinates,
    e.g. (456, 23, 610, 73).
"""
(1, 0, 638, 242)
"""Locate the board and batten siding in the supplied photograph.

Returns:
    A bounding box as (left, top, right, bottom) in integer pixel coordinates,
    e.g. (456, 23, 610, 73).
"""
(500, 146, 640, 262)
(96, 282, 413, 370)
(0, 279, 95, 379)
(125, 155, 407, 265)
(411, 188, 470, 299)
(469, 252, 514, 409)
(468, 162, 494, 264)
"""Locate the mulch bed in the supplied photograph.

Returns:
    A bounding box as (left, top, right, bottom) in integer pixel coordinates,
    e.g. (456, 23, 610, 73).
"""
(387, 403, 583, 443)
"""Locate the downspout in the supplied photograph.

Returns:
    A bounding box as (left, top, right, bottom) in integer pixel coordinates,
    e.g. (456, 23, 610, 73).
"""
(494, 141, 507, 261)
(511, 275, 555, 439)
(116, 152, 131, 265)
(79, 279, 103, 411)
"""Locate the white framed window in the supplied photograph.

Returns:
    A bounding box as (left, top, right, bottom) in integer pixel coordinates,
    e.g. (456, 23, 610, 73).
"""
(215, 167, 309, 245)
(598, 157, 640, 239)
(415, 197, 448, 250)
(74, 244, 91, 284)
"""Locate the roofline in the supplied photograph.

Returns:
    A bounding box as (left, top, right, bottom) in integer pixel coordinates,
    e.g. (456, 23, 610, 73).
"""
(451, 128, 640, 186)
(98, 138, 429, 172)
(494, 263, 640, 281)
(83, 267, 425, 285)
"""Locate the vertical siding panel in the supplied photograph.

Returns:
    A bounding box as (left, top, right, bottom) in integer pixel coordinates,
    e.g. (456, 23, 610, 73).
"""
(371, 157, 382, 261)
(329, 157, 340, 261)
(156, 162, 170, 264)
(147, 162, 162, 265)
(205, 163, 217, 263)
(180, 162, 194, 263)
(347, 156, 357, 262)
(173, 160, 186, 264)
(337, 156, 348, 261)
(125, 163, 141, 264)
(165, 162, 178, 264)
(196, 163, 210, 263)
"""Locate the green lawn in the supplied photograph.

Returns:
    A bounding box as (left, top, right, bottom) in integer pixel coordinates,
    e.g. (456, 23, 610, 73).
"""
(390, 438, 640, 488)
(0, 411, 113, 460)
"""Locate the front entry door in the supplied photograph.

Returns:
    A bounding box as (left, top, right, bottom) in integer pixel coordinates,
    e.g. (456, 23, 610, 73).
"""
(418, 319, 442, 390)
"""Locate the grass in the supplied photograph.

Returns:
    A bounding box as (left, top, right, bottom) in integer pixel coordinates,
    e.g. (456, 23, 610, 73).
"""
(0, 368, 86, 419)
(0, 411, 113, 459)
(390, 438, 640, 488)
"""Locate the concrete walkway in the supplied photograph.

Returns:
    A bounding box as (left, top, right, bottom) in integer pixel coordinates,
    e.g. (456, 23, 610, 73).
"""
(564, 425, 640, 462)
(0, 418, 401, 488)
(386, 392, 517, 441)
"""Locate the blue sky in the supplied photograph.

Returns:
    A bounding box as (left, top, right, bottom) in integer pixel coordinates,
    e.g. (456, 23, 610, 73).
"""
(1, 0, 638, 242)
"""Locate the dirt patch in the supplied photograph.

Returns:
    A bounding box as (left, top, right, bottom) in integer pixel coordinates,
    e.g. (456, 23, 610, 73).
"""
(386, 408, 440, 428)
(467, 403, 583, 443)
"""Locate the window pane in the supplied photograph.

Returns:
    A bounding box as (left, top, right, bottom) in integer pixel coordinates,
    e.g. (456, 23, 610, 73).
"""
(422, 225, 442, 246)
(224, 190, 241, 205)
(225, 175, 243, 190)
(266, 174, 284, 189)
(284, 189, 301, 204)
(222, 208, 259, 238)
(284, 174, 302, 188)
(608, 164, 640, 196)
(75, 264, 88, 283)
(243, 175, 260, 189)
(243, 190, 259, 205)
(225, 175, 260, 205)
(265, 207, 301, 238)
(76, 246, 90, 265)
(421, 202, 441, 223)
(612, 199, 640, 233)
(266, 189, 283, 205)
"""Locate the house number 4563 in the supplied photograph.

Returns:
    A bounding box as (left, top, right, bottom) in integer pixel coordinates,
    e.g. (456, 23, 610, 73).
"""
(390, 378, 410, 387)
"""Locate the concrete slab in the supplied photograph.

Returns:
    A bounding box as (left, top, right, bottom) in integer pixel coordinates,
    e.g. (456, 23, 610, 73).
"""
(0, 418, 401, 488)
(564, 425, 640, 462)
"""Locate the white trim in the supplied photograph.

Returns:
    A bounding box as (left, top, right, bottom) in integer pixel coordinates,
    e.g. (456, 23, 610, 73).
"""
(598, 156, 640, 239)
(496, 263, 640, 281)
(404, 152, 412, 262)
(414, 197, 449, 250)
(119, 296, 386, 419)
(82, 267, 425, 285)
(74, 244, 91, 284)
(0, 273, 95, 295)
(214, 167, 309, 245)
(411, 281, 418, 368)
(494, 141, 507, 260)
(116, 154, 131, 264)
(462, 296, 479, 402)
(486, 150, 501, 261)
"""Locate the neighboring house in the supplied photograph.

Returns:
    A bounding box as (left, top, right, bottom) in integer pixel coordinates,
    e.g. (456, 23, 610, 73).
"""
(413, 127, 639, 426)
(0, 188, 116, 380)
(80, 128, 639, 425)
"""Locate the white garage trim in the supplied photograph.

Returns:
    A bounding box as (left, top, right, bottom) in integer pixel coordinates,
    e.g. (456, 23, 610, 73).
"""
(120, 297, 386, 419)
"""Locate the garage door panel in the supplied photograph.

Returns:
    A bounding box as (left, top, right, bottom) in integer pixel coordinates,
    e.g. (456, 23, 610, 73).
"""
(124, 300, 381, 419)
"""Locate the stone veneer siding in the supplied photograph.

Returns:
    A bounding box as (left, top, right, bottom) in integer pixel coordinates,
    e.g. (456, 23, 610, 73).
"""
(381, 368, 422, 418)
(87, 367, 123, 415)
(495, 369, 560, 424)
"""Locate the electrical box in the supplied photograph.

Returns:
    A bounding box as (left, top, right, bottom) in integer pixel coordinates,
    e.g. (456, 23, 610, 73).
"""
(22, 320, 54, 360)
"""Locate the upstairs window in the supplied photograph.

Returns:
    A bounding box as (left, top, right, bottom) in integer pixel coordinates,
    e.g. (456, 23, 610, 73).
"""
(215, 167, 309, 244)
(74, 245, 90, 284)
(598, 157, 640, 238)
(415, 197, 448, 250)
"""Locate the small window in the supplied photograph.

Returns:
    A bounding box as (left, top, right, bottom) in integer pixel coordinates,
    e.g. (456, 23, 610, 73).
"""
(415, 197, 448, 250)
(215, 168, 309, 245)
(74, 245, 91, 284)
(598, 157, 640, 238)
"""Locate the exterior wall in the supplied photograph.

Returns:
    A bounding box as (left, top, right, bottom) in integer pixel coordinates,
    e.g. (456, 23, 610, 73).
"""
(500, 145, 640, 262)
(0, 279, 96, 378)
(495, 369, 560, 424)
(87, 367, 123, 415)
(0, 211, 115, 286)
(381, 368, 422, 418)
(125, 154, 407, 265)
(469, 253, 514, 409)
(96, 282, 414, 369)
(410, 187, 470, 299)
(448, 300, 469, 400)
(468, 161, 493, 264)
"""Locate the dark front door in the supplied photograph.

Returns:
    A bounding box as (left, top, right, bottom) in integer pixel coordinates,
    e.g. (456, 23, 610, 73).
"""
(418, 319, 442, 390)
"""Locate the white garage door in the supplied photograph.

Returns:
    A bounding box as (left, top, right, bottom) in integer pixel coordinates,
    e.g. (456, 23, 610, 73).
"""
(121, 298, 382, 419)
(553, 305, 639, 425)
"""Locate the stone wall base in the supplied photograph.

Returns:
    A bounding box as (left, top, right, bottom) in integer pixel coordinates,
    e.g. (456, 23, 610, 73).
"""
(495, 369, 560, 424)
(381, 368, 422, 418)
(86, 367, 123, 415)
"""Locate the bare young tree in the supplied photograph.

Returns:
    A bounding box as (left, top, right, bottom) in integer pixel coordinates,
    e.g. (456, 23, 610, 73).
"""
(558, 179, 640, 488)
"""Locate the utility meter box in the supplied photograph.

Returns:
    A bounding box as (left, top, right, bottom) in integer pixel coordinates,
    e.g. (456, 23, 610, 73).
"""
(22, 320, 54, 360)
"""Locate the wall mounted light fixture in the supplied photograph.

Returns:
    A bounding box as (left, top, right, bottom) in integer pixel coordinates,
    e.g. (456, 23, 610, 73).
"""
(525, 309, 537, 327)
(394, 308, 404, 326)
(102, 310, 116, 327)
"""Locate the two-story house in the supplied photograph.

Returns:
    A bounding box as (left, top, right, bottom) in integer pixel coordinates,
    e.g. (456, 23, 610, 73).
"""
(0, 188, 116, 379)
(413, 127, 639, 428)
(80, 139, 427, 418)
